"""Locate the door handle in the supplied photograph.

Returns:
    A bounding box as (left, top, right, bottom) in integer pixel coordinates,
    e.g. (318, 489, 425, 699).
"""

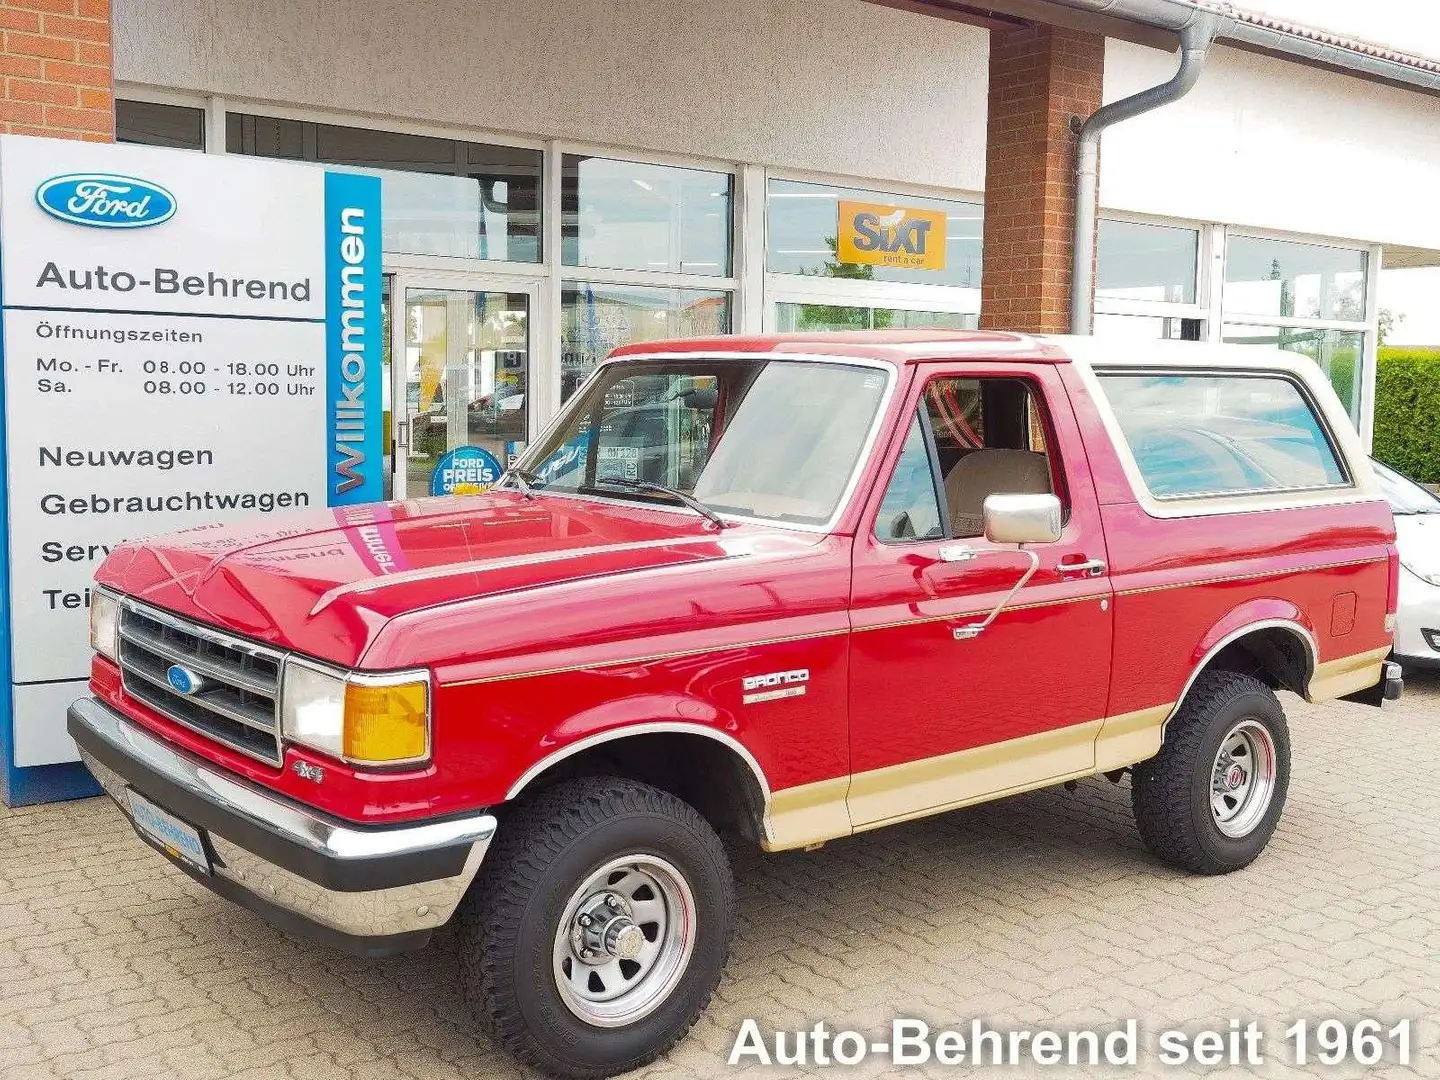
(1060, 557, 1107, 577)
(943, 548, 1042, 640)
(395, 419, 410, 451)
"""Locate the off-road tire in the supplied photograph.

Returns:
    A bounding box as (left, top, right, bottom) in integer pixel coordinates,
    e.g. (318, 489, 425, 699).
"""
(456, 777, 734, 1079)
(1131, 670, 1291, 875)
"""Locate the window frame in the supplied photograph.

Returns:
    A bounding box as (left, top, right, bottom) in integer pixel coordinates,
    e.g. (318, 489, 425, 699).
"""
(1094, 366, 1355, 504)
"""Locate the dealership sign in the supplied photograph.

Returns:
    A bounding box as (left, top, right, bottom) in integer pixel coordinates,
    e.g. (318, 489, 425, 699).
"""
(836, 199, 947, 272)
(0, 135, 383, 805)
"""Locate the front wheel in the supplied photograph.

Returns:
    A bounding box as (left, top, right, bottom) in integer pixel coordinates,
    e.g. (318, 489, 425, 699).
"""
(1131, 670, 1291, 875)
(457, 777, 735, 1079)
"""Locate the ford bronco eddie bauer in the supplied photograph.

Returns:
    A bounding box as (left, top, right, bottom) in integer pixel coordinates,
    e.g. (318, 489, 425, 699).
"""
(70, 331, 1401, 1078)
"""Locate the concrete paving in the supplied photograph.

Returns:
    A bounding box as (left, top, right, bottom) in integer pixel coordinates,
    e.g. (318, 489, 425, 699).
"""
(3, 674, 1438, 1079)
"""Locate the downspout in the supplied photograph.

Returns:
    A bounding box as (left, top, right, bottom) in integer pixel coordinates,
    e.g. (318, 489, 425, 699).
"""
(1070, 10, 1223, 333)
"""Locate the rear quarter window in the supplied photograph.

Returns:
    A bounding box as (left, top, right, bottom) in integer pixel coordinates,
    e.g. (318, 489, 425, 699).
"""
(1096, 372, 1349, 499)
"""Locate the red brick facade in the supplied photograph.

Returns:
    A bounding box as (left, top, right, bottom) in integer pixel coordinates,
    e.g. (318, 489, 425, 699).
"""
(0, 0, 113, 141)
(981, 24, 1104, 334)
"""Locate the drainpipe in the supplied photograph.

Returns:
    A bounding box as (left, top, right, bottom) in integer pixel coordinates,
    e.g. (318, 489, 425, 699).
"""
(1070, 10, 1223, 333)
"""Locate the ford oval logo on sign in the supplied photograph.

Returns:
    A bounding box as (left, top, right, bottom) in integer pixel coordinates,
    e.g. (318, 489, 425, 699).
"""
(35, 173, 177, 229)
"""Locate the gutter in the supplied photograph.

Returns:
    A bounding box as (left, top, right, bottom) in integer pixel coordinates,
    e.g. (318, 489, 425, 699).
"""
(1071, 9, 1222, 333)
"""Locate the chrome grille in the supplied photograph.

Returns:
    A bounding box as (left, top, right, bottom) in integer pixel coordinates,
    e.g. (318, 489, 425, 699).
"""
(116, 600, 285, 766)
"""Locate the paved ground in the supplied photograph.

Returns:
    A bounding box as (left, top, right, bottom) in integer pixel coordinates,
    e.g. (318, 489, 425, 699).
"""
(3, 675, 1438, 1080)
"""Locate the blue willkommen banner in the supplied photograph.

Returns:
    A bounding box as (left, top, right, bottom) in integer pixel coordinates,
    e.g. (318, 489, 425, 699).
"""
(324, 171, 384, 506)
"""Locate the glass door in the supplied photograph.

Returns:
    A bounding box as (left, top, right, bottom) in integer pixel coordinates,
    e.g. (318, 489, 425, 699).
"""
(389, 274, 537, 499)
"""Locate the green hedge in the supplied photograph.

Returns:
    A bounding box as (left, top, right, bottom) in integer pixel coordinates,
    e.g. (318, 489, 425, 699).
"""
(1373, 347, 1440, 484)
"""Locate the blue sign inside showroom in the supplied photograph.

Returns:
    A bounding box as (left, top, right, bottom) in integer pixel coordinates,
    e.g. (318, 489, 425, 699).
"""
(431, 445, 504, 495)
(0, 135, 384, 806)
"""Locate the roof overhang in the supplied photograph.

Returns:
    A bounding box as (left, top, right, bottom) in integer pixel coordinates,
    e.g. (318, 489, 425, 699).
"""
(864, 0, 1440, 97)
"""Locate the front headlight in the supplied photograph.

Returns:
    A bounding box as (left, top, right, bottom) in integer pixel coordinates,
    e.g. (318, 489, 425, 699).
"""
(89, 588, 120, 661)
(1401, 561, 1440, 588)
(281, 660, 430, 766)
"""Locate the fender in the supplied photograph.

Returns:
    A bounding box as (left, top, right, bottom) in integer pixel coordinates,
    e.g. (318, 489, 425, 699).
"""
(1167, 601, 1319, 732)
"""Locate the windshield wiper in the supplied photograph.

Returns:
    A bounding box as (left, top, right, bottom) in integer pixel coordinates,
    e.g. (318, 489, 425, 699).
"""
(593, 477, 731, 530)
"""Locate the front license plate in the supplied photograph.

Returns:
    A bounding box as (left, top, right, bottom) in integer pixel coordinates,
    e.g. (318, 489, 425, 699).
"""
(125, 788, 211, 875)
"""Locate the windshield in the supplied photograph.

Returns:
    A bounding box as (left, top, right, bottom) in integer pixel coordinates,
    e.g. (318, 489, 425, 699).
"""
(515, 358, 890, 526)
(1373, 459, 1440, 514)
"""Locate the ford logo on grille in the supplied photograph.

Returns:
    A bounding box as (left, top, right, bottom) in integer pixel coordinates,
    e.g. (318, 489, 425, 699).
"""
(166, 665, 204, 696)
(35, 173, 177, 229)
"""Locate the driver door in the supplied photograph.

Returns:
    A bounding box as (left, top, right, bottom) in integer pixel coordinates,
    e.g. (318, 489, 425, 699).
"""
(846, 362, 1115, 828)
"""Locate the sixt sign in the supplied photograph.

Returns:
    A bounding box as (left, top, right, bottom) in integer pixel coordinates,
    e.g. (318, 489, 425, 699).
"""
(836, 199, 947, 271)
(35, 173, 176, 229)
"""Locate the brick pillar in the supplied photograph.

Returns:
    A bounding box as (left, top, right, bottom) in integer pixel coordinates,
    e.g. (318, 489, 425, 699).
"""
(980, 25, 1103, 334)
(1, 0, 113, 141)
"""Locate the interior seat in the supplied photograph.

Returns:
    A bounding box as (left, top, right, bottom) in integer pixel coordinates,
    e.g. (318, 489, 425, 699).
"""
(944, 448, 1053, 535)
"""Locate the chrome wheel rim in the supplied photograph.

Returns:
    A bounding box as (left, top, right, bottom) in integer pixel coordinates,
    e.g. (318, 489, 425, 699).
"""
(552, 855, 697, 1028)
(1210, 719, 1277, 838)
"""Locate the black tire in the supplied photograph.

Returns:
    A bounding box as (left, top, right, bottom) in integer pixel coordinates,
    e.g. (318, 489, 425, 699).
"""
(1131, 670, 1291, 875)
(457, 777, 735, 1079)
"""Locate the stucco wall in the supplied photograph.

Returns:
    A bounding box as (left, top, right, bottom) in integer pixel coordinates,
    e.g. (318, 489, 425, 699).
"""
(113, 0, 1440, 251)
(1099, 39, 1440, 250)
(112, 0, 991, 193)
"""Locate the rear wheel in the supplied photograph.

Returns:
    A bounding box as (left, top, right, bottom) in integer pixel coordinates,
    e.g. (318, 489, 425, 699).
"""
(457, 777, 734, 1079)
(1131, 670, 1291, 875)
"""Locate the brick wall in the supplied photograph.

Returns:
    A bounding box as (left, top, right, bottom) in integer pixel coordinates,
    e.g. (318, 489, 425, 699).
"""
(1, 0, 113, 141)
(980, 24, 1104, 334)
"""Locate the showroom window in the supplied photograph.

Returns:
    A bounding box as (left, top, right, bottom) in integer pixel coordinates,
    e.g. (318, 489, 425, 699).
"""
(1223, 236, 1366, 321)
(1093, 217, 1205, 340)
(562, 155, 732, 275)
(226, 113, 542, 263)
(560, 284, 731, 401)
(1221, 235, 1370, 420)
(767, 179, 981, 287)
(1097, 219, 1198, 304)
(765, 178, 981, 332)
(116, 100, 205, 151)
(560, 155, 736, 399)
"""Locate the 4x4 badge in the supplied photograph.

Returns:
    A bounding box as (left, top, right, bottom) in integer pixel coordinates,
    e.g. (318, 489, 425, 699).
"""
(292, 760, 325, 783)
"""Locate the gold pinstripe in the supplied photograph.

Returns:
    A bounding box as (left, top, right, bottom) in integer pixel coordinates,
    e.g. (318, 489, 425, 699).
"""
(446, 626, 851, 687)
(441, 556, 1387, 687)
(1113, 555, 1387, 599)
(851, 591, 1099, 635)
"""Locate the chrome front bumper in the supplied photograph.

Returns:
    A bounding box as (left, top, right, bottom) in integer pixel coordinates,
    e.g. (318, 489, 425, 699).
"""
(69, 696, 497, 956)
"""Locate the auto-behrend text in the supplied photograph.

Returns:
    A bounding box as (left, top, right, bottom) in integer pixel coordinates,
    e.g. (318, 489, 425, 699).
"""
(728, 1018, 1414, 1068)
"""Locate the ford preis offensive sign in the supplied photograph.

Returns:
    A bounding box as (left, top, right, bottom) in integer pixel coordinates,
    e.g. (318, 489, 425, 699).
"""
(0, 135, 383, 804)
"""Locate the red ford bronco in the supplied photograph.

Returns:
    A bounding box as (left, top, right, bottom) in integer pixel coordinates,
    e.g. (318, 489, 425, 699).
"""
(70, 331, 1401, 1078)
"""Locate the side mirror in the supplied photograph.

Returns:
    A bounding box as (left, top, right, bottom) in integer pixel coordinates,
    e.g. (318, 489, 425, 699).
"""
(982, 492, 1062, 545)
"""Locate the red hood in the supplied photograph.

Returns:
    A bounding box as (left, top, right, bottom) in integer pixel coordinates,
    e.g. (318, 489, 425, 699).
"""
(95, 492, 782, 667)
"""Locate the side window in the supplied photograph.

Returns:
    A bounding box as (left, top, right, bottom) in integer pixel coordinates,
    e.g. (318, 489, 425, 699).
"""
(1095, 372, 1348, 499)
(875, 376, 1060, 542)
(925, 377, 1057, 538)
(875, 416, 943, 542)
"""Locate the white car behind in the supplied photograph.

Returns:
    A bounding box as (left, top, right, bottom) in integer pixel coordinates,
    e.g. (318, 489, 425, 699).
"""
(1374, 459, 1440, 671)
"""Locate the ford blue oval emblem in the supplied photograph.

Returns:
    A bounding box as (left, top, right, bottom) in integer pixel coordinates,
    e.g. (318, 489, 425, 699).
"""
(166, 665, 203, 696)
(35, 173, 176, 229)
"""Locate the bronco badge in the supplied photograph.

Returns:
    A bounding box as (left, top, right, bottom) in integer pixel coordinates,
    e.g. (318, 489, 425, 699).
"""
(741, 668, 809, 705)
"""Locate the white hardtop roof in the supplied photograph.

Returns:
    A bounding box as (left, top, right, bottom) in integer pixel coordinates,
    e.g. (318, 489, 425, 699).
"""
(1039, 334, 1324, 380)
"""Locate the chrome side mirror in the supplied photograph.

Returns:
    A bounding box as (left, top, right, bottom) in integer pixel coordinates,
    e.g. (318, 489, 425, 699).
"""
(982, 492, 1062, 545)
